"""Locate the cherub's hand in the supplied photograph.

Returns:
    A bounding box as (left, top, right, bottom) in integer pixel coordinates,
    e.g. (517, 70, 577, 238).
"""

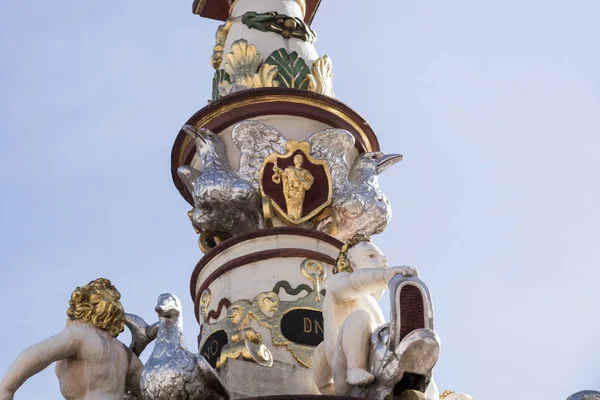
(385, 266, 418, 281)
(0, 386, 15, 400)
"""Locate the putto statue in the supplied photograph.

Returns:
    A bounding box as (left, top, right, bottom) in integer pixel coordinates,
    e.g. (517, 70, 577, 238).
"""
(0, 278, 143, 400)
(312, 235, 442, 400)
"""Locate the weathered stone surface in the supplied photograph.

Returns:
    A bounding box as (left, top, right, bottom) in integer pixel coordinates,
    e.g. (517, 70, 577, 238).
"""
(219, 358, 319, 399)
(398, 390, 427, 400)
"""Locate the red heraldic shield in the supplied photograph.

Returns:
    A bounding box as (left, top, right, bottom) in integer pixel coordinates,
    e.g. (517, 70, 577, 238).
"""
(260, 141, 332, 225)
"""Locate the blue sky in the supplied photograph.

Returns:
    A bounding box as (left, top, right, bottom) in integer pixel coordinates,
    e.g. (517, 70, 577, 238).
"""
(1, 1, 599, 399)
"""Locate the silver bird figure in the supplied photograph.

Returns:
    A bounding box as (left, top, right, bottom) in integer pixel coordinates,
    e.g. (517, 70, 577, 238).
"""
(140, 293, 230, 400)
(124, 313, 159, 357)
(569, 392, 600, 400)
(330, 151, 403, 241)
(306, 128, 355, 195)
(232, 120, 287, 189)
(177, 125, 262, 236)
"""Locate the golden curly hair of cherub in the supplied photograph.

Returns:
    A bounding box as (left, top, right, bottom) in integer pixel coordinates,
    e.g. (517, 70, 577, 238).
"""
(334, 233, 371, 274)
(66, 278, 125, 338)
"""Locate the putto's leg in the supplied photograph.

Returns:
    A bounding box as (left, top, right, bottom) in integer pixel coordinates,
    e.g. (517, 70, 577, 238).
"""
(332, 344, 349, 395)
(338, 309, 376, 387)
(312, 342, 335, 395)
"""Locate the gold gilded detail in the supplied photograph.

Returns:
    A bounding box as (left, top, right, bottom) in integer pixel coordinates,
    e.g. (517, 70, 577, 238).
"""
(272, 154, 314, 220)
(223, 39, 262, 83)
(334, 233, 371, 274)
(260, 140, 332, 225)
(296, 0, 307, 17)
(217, 327, 273, 368)
(256, 291, 279, 315)
(440, 391, 455, 399)
(301, 260, 326, 302)
(67, 278, 125, 338)
(199, 289, 212, 323)
(187, 209, 201, 234)
(262, 196, 274, 228)
(307, 55, 334, 98)
(219, 40, 279, 96)
(210, 18, 238, 70)
(200, 259, 328, 368)
(228, 0, 239, 17)
(192, 0, 208, 15)
(198, 230, 229, 254)
(312, 206, 338, 236)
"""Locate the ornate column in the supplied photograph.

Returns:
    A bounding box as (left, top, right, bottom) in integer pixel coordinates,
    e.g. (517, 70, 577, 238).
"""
(171, 0, 401, 397)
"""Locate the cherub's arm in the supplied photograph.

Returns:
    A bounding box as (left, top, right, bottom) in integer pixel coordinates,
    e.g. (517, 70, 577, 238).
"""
(124, 350, 143, 399)
(0, 328, 79, 398)
(328, 267, 415, 302)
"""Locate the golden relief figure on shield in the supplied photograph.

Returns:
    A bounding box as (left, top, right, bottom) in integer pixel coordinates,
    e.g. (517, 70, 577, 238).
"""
(272, 154, 315, 221)
(260, 141, 332, 225)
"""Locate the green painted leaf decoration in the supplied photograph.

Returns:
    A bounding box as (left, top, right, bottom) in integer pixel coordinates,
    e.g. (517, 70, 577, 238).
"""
(265, 49, 310, 89)
(241, 11, 272, 33)
(212, 69, 230, 100)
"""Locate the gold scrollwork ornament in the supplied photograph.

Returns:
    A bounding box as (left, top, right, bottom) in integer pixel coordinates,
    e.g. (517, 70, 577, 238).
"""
(217, 327, 273, 368)
(210, 18, 239, 70)
(198, 230, 229, 254)
(200, 259, 329, 368)
(301, 259, 326, 302)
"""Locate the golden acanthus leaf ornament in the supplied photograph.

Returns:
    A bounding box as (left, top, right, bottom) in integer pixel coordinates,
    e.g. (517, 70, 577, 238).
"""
(219, 39, 279, 96)
(223, 39, 262, 83)
(307, 55, 335, 98)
